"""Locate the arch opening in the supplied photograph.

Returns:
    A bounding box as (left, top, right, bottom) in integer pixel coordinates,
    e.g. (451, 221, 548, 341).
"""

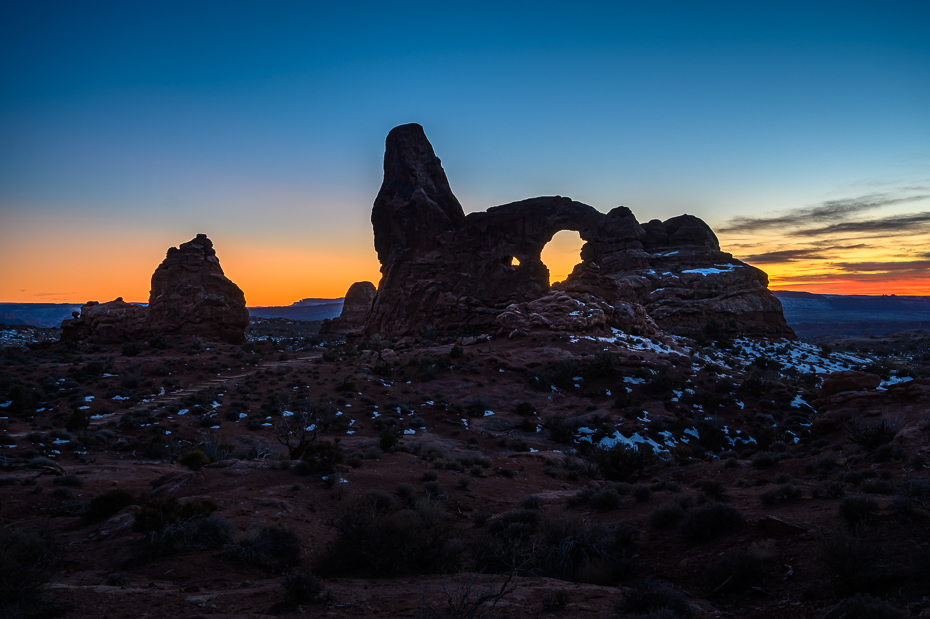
(503, 256, 521, 267)
(540, 229, 584, 286)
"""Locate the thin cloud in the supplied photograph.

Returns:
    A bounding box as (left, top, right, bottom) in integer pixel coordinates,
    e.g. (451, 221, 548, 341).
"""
(719, 193, 928, 233)
(794, 212, 930, 237)
(742, 244, 868, 265)
(833, 260, 930, 273)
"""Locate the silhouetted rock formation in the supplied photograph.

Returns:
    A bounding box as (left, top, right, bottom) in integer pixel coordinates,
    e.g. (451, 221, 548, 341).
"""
(61, 234, 248, 344)
(320, 281, 376, 335)
(365, 123, 794, 339)
(147, 234, 249, 343)
(59, 298, 148, 344)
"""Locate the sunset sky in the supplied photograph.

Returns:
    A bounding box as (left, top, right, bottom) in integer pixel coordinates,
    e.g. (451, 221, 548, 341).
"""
(2, 2, 928, 305)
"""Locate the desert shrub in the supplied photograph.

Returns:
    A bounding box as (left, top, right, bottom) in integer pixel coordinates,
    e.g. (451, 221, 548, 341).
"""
(318, 491, 460, 577)
(621, 577, 693, 618)
(811, 481, 845, 499)
(838, 496, 879, 527)
(422, 470, 438, 482)
(544, 415, 576, 444)
(541, 589, 569, 611)
(0, 527, 60, 618)
(751, 452, 778, 469)
(52, 473, 83, 488)
(130, 499, 232, 563)
(346, 453, 363, 469)
(632, 484, 652, 502)
(518, 495, 544, 510)
(423, 481, 445, 500)
(121, 341, 144, 357)
(533, 514, 636, 585)
(759, 483, 802, 506)
(86, 488, 135, 522)
(133, 497, 218, 534)
(824, 595, 904, 619)
(179, 449, 210, 471)
(845, 415, 897, 451)
(861, 479, 896, 495)
(899, 478, 930, 498)
(395, 484, 415, 502)
(223, 525, 301, 570)
(806, 454, 838, 475)
(819, 529, 878, 592)
(589, 488, 622, 511)
(649, 501, 684, 529)
(282, 570, 325, 606)
(679, 503, 743, 542)
(873, 443, 903, 462)
(698, 478, 726, 501)
(65, 410, 89, 432)
(704, 542, 776, 593)
(298, 439, 344, 475)
(581, 442, 657, 482)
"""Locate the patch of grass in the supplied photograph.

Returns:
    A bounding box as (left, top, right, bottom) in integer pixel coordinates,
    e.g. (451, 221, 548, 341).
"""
(0, 527, 61, 618)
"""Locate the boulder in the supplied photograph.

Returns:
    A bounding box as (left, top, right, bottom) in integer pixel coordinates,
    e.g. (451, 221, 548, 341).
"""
(60, 298, 148, 344)
(320, 281, 376, 335)
(364, 123, 794, 340)
(818, 371, 882, 398)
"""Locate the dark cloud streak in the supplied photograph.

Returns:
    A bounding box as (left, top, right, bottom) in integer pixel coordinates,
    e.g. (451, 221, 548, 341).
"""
(794, 211, 930, 237)
(743, 244, 868, 265)
(719, 193, 928, 233)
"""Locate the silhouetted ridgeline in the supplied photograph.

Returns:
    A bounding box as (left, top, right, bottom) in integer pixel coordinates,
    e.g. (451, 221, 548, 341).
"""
(0, 299, 344, 328)
(774, 290, 930, 337)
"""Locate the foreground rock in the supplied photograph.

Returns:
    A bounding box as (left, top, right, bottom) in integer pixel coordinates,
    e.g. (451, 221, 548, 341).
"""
(364, 123, 794, 340)
(320, 281, 376, 335)
(61, 234, 248, 344)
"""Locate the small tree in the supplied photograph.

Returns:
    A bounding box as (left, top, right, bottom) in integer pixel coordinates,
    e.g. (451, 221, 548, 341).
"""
(276, 410, 319, 460)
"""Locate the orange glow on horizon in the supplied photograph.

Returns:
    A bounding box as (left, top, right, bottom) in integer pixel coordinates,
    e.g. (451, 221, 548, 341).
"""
(0, 228, 382, 307)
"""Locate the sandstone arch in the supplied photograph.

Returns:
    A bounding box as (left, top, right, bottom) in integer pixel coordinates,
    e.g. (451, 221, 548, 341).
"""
(365, 124, 794, 340)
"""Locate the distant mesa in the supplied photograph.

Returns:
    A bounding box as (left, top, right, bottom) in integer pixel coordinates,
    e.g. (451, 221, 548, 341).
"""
(320, 281, 377, 335)
(364, 123, 794, 340)
(61, 234, 249, 344)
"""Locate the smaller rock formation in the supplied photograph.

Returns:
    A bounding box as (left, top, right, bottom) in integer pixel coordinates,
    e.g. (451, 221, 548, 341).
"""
(812, 371, 930, 429)
(61, 234, 248, 345)
(320, 281, 377, 335)
(59, 298, 148, 344)
(147, 234, 249, 343)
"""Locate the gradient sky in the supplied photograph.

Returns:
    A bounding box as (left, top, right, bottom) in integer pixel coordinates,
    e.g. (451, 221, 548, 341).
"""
(2, 1, 929, 305)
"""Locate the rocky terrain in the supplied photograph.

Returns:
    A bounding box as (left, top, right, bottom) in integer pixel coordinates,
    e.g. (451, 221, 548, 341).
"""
(1, 126, 928, 619)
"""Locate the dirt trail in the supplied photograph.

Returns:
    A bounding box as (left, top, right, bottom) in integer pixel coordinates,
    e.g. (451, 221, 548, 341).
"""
(144, 351, 323, 407)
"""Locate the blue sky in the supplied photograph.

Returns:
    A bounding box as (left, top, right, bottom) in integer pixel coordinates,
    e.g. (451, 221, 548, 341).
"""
(2, 1, 929, 302)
